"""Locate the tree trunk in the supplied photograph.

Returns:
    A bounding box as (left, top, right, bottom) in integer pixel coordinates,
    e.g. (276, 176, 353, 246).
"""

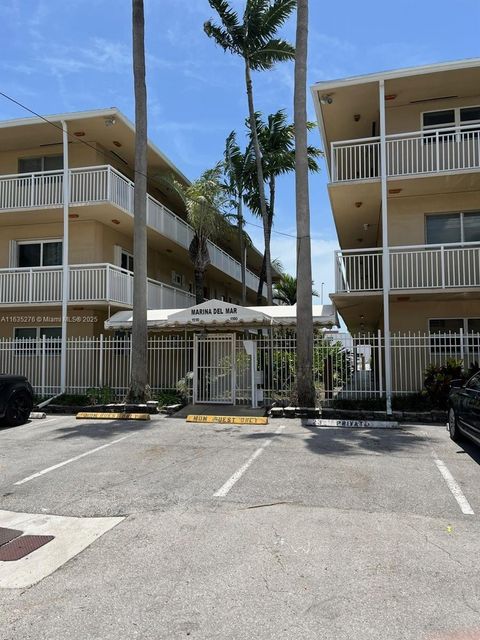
(256, 253, 266, 305)
(127, 0, 149, 403)
(294, 0, 315, 407)
(194, 268, 204, 305)
(238, 198, 247, 306)
(256, 178, 275, 305)
(245, 61, 272, 305)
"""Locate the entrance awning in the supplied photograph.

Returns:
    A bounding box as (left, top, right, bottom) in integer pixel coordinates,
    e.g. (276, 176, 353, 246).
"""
(105, 299, 338, 331)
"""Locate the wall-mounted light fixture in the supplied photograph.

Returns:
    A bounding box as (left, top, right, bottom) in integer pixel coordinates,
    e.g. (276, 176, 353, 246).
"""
(319, 94, 333, 105)
(105, 117, 116, 127)
(354, 114, 361, 122)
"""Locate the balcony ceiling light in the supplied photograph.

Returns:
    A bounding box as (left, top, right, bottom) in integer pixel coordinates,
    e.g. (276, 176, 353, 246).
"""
(74, 131, 85, 137)
(111, 219, 120, 225)
(389, 188, 402, 194)
(68, 213, 79, 219)
(113, 140, 122, 147)
(385, 94, 397, 101)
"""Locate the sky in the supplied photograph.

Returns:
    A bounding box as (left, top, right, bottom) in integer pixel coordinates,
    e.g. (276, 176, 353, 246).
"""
(1, 0, 480, 302)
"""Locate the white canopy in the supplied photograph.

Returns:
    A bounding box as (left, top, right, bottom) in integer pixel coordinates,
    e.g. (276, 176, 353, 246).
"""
(105, 299, 338, 331)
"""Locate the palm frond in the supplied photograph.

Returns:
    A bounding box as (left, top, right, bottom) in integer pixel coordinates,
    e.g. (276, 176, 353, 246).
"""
(203, 21, 235, 53)
(259, 0, 297, 41)
(208, 0, 241, 32)
(250, 38, 295, 70)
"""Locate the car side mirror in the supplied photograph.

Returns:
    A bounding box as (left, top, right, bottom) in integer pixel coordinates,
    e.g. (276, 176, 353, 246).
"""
(450, 379, 463, 389)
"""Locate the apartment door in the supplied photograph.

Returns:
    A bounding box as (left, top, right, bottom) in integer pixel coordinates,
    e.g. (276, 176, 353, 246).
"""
(193, 334, 236, 404)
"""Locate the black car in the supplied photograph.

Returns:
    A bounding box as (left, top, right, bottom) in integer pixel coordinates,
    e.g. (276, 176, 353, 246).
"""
(0, 375, 34, 427)
(448, 372, 480, 446)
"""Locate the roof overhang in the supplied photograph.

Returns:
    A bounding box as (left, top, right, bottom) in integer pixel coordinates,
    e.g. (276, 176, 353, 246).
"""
(105, 299, 339, 331)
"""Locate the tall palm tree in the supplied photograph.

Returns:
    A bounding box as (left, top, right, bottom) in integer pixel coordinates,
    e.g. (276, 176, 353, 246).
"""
(244, 110, 321, 303)
(273, 273, 318, 305)
(222, 131, 252, 305)
(294, 0, 315, 406)
(173, 165, 228, 304)
(204, 0, 296, 304)
(127, 0, 148, 403)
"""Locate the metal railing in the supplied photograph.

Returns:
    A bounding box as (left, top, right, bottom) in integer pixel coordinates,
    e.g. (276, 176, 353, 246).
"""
(331, 123, 480, 182)
(3, 330, 478, 401)
(335, 242, 480, 292)
(0, 263, 195, 308)
(0, 165, 263, 294)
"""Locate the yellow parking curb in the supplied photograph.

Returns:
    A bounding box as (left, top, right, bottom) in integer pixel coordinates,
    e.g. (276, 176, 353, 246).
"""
(186, 415, 268, 425)
(76, 412, 150, 420)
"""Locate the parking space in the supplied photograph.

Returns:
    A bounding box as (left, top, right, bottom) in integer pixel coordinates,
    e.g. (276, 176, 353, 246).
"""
(1, 414, 480, 639)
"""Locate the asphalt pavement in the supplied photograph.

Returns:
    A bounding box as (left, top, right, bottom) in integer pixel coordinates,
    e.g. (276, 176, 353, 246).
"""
(0, 413, 479, 639)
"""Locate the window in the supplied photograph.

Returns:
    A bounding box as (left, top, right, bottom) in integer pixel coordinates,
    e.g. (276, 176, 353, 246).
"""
(17, 240, 62, 267)
(422, 106, 480, 140)
(426, 212, 480, 245)
(466, 372, 480, 390)
(14, 327, 61, 354)
(18, 155, 63, 173)
(121, 249, 134, 272)
(171, 270, 185, 287)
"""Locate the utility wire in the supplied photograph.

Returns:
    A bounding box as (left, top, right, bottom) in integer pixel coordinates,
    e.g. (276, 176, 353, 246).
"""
(0, 90, 308, 241)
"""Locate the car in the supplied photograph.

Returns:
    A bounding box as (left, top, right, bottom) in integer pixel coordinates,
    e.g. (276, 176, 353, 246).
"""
(0, 374, 34, 427)
(448, 372, 480, 446)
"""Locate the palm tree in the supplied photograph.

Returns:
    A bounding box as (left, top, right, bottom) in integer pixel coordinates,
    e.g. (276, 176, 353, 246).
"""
(244, 110, 321, 303)
(204, 0, 296, 304)
(273, 273, 318, 305)
(127, 0, 148, 403)
(173, 165, 228, 304)
(222, 131, 252, 305)
(294, 0, 315, 406)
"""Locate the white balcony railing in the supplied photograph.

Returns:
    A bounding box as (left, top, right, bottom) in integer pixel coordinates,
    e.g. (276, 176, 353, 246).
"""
(0, 165, 263, 295)
(0, 263, 195, 308)
(335, 242, 480, 293)
(331, 124, 480, 182)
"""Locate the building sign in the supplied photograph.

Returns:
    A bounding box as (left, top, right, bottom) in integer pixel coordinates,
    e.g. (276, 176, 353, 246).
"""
(167, 299, 268, 326)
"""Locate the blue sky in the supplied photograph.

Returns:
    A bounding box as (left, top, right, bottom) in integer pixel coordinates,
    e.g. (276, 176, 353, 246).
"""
(1, 0, 480, 300)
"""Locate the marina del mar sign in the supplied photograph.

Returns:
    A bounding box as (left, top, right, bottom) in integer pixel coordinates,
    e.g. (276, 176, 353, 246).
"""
(167, 299, 269, 326)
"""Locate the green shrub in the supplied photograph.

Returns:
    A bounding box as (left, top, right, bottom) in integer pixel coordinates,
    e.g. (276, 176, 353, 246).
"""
(86, 386, 115, 405)
(424, 359, 463, 409)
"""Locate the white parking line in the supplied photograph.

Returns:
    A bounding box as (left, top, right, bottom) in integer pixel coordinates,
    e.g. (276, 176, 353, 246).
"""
(434, 457, 475, 515)
(14, 433, 137, 485)
(213, 425, 285, 498)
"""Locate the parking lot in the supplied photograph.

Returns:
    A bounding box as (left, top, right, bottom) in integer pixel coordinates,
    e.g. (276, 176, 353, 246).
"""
(1, 413, 480, 639)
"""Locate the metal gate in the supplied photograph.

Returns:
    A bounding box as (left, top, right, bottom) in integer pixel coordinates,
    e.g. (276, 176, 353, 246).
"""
(193, 334, 236, 404)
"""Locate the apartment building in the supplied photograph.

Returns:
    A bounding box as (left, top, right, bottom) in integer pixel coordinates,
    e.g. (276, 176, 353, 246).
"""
(312, 59, 480, 340)
(0, 108, 267, 342)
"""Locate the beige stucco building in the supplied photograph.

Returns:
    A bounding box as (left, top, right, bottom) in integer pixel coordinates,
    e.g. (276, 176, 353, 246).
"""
(312, 59, 480, 338)
(0, 108, 268, 341)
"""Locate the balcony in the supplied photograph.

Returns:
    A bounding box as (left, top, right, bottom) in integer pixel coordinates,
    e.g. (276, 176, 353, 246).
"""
(0, 165, 263, 294)
(0, 263, 195, 309)
(335, 242, 480, 293)
(331, 124, 480, 183)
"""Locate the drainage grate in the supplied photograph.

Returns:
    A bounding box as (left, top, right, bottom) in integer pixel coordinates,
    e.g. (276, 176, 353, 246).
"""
(0, 535, 54, 561)
(0, 527, 23, 547)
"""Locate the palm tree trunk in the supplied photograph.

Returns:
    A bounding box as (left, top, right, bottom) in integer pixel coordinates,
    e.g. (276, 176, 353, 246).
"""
(294, 0, 315, 407)
(245, 61, 272, 305)
(238, 199, 247, 306)
(256, 254, 266, 305)
(256, 177, 275, 304)
(127, 0, 148, 403)
(194, 268, 204, 304)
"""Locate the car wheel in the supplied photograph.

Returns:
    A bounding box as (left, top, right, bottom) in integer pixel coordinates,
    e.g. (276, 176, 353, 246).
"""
(448, 407, 461, 442)
(3, 390, 33, 427)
